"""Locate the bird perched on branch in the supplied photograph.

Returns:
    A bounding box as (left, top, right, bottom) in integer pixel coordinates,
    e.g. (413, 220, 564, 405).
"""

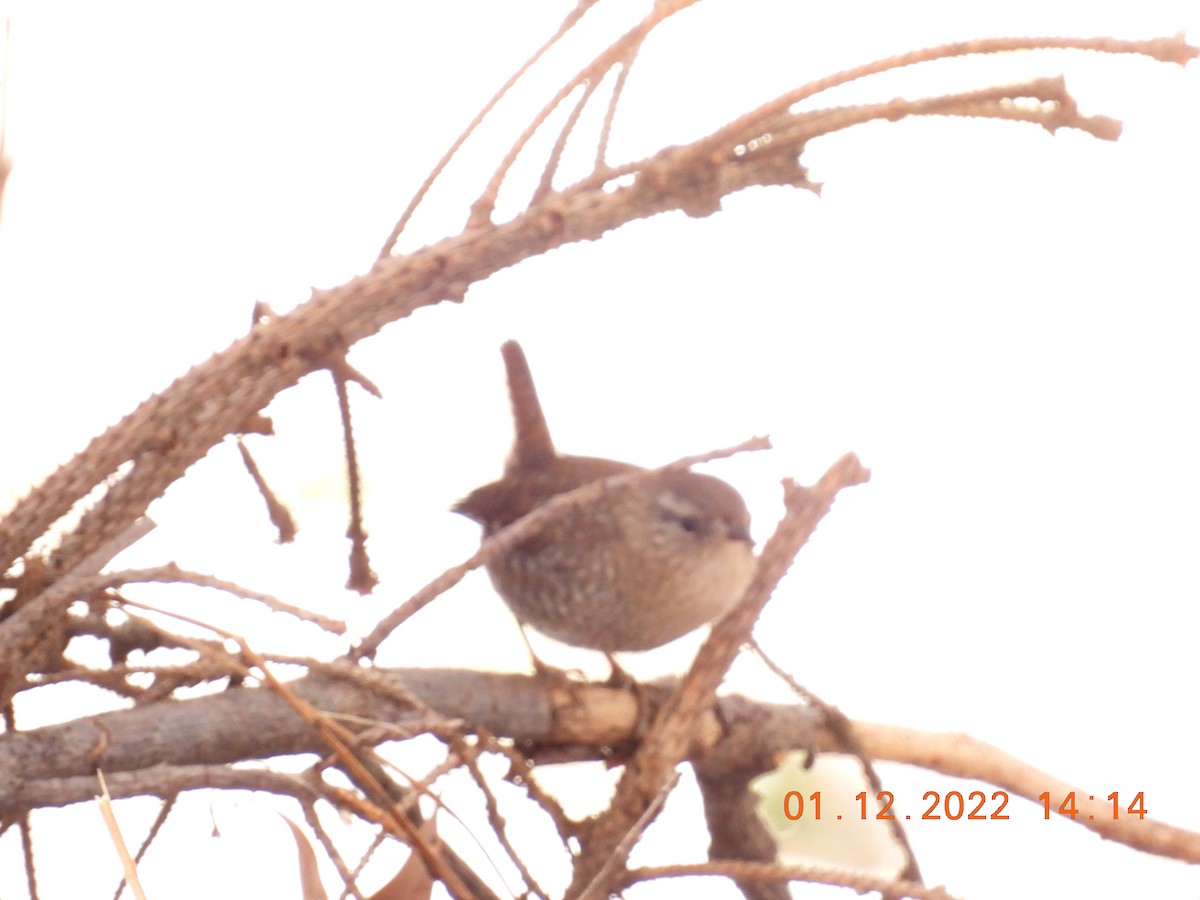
(453, 340, 755, 656)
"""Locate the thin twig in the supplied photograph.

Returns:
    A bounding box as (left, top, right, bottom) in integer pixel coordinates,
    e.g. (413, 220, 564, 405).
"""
(767, 77, 1123, 149)
(19, 812, 36, 900)
(244, 647, 473, 900)
(351, 435, 770, 660)
(333, 369, 378, 595)
(488, 736, 576, 846)
(532, 78, 602, 203)
(567, 455, 870, 895)
(237, 438, 298, 543)
(468, 0, 703, 226)
(750, 638, 923, 886)
(113, 793, 177, 900)
(84, 598, 475, 896)
(624, 860, 958, 900)
(454, 737, 551, 900)
(710, 34, 1197, 152)
(376, 0, 604, 258)
(298, 801, 367, 900)
(575, 771, 681, 900)
(105, 564, 346, 634)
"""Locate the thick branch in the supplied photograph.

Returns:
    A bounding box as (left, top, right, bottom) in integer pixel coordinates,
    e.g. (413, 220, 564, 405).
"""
(0, 668, 824, 816)
(2, 667, 1196, 866)
(0, 145, 800, 584)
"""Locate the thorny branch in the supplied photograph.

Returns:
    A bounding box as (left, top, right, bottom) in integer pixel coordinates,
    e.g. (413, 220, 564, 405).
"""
(1, 28, 1191, 591)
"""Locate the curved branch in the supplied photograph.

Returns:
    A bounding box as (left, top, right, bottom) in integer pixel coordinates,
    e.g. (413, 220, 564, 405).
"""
(4, 31, 1188, 594)
(709, 33, 1197, 151)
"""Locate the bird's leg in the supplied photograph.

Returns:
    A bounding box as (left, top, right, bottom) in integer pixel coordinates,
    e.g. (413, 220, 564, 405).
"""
(515, 620, 588, 682)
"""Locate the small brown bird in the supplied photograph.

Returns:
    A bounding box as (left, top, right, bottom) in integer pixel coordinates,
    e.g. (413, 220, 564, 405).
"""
(453, 341, 755, 653)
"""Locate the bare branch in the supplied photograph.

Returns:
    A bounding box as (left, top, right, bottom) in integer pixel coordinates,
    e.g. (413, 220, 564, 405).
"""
(3, 669, 1194, 864)
(332, 368, 378, 594)
(237, 438, 298, 544)
(103, 564, 346, 635)
(710, 33, 1198, 153)
(625, 860, 958, 900)
(567, 455, 871, 894)
(377, 0, 606, 257)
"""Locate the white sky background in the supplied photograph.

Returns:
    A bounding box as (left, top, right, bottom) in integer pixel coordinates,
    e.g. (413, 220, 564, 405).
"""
(1, 1, 1198, 898)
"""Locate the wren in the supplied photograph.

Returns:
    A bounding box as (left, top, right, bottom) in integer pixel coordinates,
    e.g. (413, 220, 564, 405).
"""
(453, 341, 756, 653)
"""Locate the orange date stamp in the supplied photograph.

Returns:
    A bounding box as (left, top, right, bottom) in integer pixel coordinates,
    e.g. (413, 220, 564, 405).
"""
(782, 790, 1148, 822)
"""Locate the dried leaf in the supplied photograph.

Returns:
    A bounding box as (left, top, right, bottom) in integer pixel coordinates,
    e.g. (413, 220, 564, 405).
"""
(368, 818, 437, 900)
(281, 815, 329, 900)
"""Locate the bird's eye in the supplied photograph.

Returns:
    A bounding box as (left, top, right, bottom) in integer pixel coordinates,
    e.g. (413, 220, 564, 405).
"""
(678, 515, 701, 534)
